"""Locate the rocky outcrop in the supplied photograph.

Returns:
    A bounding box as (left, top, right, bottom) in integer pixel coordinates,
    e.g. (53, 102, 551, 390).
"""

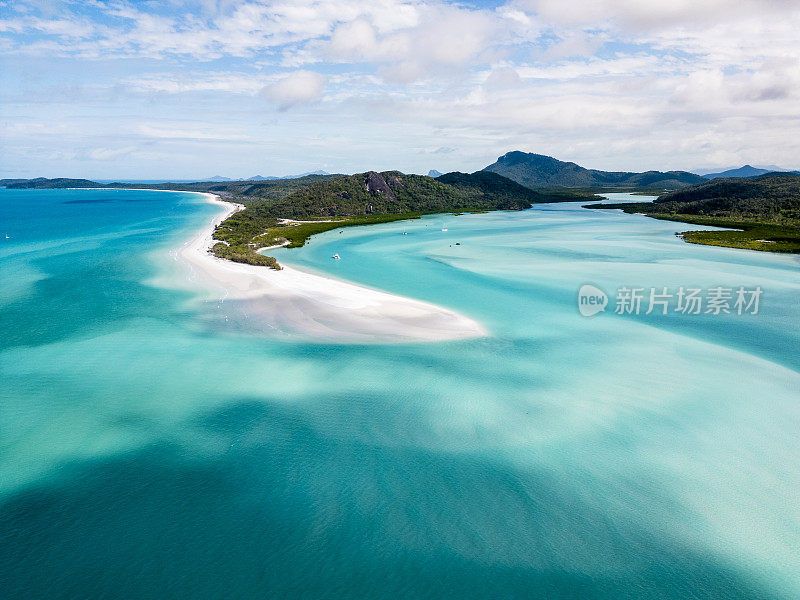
(363, 171, 397, 201)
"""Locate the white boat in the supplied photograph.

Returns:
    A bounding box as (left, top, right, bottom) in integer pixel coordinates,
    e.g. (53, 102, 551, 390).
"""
(441, 227, 448, 232)
(332, 253, 340, 260)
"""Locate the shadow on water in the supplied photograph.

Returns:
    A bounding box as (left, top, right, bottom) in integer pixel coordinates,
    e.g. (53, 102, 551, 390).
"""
(0, 399, 781, 600)
(0, 246, 194, 351)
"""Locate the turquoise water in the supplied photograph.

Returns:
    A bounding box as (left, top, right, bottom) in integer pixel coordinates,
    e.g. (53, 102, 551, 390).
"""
(1, 188, 799, 599)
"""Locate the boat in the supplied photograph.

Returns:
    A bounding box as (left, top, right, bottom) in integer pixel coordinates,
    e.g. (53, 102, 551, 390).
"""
(332, 253, 340, 260)
(441, 227, 448, 232)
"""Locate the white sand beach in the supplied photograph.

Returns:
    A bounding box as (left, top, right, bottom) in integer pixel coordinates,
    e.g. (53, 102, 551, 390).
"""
(177, 194, 487, 343)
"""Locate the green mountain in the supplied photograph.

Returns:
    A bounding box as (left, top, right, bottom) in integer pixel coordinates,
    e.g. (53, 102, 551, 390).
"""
(482, 151, 706, 189)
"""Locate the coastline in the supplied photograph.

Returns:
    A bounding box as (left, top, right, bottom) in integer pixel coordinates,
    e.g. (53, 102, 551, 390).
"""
(177, 193, 488, 343)
(585, 200, 800, 254)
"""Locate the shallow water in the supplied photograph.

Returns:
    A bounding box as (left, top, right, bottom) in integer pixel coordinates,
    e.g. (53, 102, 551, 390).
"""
(1, 189, 799, 599)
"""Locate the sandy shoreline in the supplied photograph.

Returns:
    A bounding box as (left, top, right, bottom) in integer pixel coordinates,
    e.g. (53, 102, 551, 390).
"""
(177, 193, 487, 343)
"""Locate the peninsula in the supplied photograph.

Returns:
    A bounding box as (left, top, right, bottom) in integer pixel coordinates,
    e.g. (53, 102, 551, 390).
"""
(585, 173, 800, 252)
(179, 193, 488, 343)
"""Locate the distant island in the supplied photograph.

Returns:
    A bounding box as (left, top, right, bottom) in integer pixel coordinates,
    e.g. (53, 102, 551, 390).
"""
(4, 152, 798, 263)
(245, 170, 331, 181)
(699, 165, 799, 179)
(701, 165, 775, 179)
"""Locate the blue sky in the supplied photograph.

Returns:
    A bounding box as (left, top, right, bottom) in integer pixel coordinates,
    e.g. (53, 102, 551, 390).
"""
(1, 0, 799, 179)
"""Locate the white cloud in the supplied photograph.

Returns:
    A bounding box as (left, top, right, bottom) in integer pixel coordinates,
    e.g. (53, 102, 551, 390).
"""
(540, 32, 603, 60)
(0, 0, 428, 60)
(262, 70, 327, 110)
(329, 18, 377, 59)
(517, 0, 798, 29)
(327, 4, 502, 82)
(130, 120, 261, 143)
(124, 72, 272, 95)
(0, 16, 98, 38)
(89, 146, 137, 160)
(2, 0, 800, 177)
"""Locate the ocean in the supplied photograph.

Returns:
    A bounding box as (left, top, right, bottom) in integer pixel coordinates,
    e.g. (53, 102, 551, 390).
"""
(1, 188, 799, 599)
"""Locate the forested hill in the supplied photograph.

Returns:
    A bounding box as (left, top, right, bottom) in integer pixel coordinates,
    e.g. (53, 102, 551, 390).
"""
(266, 170, 598, 219)
(483, 151, 706, 189)
(651, 173, 800, 221)
(436, 171, 600, 205)
(210, 169, 587, 268)
(585, 173, 800, 253)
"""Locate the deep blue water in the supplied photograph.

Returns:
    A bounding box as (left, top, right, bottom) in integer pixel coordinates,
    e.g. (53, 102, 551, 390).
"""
(1, 189, 799, 599)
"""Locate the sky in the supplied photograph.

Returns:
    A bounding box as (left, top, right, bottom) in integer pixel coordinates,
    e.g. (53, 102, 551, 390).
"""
(1, 0, 799, 179)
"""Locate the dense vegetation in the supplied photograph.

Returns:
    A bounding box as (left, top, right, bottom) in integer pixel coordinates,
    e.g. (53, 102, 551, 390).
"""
(483, 151, 706, 189)
(210, 242, 281, 268)
(142, 174, 340, 205)
(201, 170, 601, 267)
(258, 214, 422, 248)
(207, 170, 580, 266)
(653, 173, 800, 221)
(585, 173, 800, 252)
(263, 170, 545, 219)
(436, 171, 600, 203)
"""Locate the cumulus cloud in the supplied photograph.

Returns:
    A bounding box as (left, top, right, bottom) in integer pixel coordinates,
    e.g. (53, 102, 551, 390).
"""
(483, 68, 522, 90)
(329, 18, 377, 59)
(262, 70, 327, 110)
(0, 0, 426, 59)
(327, 5, 502, 82)
(517, 0, 798, 29)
